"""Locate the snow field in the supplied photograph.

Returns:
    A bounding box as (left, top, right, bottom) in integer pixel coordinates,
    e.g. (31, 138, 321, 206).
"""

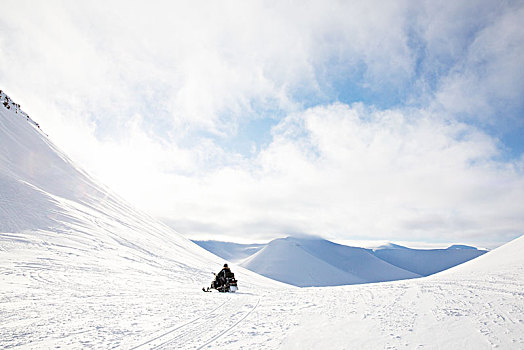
(3, 250, 522, 349)
(283, 275, 524, 349)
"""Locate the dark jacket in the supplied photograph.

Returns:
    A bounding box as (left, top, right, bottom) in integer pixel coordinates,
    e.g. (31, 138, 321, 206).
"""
(218, 267, 233, 280)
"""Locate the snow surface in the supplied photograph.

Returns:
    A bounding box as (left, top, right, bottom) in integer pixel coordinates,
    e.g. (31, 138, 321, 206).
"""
(1, 93, 523, 348)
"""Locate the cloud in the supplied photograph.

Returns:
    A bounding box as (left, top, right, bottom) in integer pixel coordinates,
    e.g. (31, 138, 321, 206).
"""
(1, 1, 523, 244)
(0, 0, 418, 137)
(430, 2, 524, 124)
(156, 103, 524, 243)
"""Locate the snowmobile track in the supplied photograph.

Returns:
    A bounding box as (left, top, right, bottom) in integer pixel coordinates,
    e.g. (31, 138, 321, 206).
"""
(130, 299, 230, 350)
(139, 296, 260, 349)
(196, 297, 260, 350)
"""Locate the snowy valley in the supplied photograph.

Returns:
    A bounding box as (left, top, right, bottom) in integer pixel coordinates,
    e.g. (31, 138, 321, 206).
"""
(1, 92, 523, 349)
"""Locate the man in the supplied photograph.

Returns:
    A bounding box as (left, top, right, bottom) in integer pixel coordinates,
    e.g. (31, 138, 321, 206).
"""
(216, 263, 233, 288)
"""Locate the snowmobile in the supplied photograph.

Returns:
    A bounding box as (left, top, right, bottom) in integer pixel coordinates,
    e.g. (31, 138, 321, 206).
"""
(202, 272, 238, 293)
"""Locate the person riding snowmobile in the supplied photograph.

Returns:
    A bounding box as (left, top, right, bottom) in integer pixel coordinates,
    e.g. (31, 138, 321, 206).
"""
(204, 263, 238, 292)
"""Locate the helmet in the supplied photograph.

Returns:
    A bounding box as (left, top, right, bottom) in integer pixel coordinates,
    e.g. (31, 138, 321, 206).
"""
(223, 263, 228, 268)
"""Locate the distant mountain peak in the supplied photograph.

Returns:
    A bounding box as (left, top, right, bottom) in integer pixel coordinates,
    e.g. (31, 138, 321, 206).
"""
(374, 243, 410, 250)
(447, 244, 478, 250)
(285, 234, 325, 242)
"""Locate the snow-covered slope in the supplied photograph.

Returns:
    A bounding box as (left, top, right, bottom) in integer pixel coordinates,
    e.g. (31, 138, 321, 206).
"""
(241, 237, 420, 286)
(0, 90, 214, 268)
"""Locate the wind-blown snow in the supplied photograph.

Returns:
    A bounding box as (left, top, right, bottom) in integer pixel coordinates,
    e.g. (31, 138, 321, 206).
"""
(1, 92, 522, 348)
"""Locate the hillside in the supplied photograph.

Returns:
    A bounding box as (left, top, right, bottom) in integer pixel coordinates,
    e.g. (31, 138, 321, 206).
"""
(0, 90, 219, 271)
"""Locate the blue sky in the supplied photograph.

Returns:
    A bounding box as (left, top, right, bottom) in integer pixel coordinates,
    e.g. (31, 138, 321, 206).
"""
(1, 0, 523, 246)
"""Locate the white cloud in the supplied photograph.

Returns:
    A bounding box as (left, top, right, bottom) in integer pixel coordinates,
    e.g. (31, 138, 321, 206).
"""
(1, 1, 523, 244)
(418, 1, 524, 122)
(0, 0, 421, 138)
(151, 104, 524, 243)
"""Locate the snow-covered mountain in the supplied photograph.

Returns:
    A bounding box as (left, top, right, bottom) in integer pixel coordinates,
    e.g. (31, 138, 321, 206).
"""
(239, 237, 420, 286)
(0, 89, 219, 271)
(195, 237, 487, 286)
